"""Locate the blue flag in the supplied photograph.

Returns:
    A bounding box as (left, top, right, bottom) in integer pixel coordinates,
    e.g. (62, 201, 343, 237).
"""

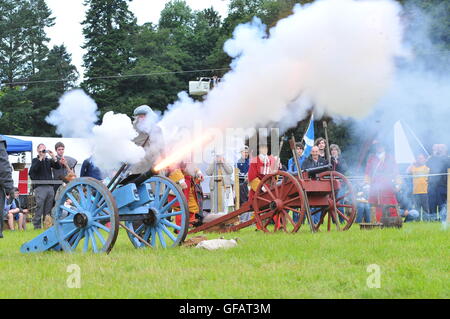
(302, 114, 314, 158)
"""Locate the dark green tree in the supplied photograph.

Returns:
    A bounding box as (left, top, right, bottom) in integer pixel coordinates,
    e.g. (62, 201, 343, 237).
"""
(25, 44, 79, 136)
(112, 1, 224, 115)
(0, 0, 30, 86)
(81, 0, 138, 109)
(1, 44, 78, 136)
(22, 0, 55, 76)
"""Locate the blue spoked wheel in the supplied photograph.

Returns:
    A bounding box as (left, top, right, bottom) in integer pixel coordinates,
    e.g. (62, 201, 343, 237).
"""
(126, 175, 189, 248)
(54, 177, 119, 253)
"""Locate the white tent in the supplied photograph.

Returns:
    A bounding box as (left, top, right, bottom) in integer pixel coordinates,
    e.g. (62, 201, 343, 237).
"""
(393, 120, 429, 165)
(394, 121, 415, 164)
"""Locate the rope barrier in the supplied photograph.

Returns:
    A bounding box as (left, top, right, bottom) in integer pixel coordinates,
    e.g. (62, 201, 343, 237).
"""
(0, 67, 231, 86)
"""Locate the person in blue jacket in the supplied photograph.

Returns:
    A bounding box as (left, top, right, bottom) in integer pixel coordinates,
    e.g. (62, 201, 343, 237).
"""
(288, 142, 306, 175)
(80, 156, 102, 180)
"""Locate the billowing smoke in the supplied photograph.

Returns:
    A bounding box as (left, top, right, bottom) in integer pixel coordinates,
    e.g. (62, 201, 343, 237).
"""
(46, 89, 146, 172)
(47, 0, 410, 173)
(156, 0, 406, 167)
(90, 112, 146, 171)
(46, 89, 98, 138)
(347, 1, 450, 168)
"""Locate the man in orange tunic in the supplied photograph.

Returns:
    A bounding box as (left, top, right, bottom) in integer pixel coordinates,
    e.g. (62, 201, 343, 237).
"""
(168, 162, 204, 228)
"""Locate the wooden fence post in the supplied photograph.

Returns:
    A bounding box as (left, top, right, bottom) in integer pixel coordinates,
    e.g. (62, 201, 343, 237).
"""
(447, 168, 450, 223)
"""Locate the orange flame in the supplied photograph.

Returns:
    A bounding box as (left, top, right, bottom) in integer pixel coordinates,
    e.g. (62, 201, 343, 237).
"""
(153, 132, 215, 172)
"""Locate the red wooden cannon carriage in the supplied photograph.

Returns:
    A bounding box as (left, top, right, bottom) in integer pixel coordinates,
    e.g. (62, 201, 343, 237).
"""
(189, 169, 357, 234)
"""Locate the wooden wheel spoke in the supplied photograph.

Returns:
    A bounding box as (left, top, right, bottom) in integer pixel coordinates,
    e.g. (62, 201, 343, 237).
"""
(273, 215, 280, 232)
(284, 195, 301, 206)
(283, 210, 296, 228)
(311, 208, 324, 216)
(260, 211, 275, 229)
(264, 186, 277, 201)
(281, 182, 295, 200)
(285, 206, 302, 214)
(270, 177, 279, 198)
(257, 197, 272, 204)
(278, 213, 285, 231)
(255, 208, 271, 216)
(336, 209, 350, 222)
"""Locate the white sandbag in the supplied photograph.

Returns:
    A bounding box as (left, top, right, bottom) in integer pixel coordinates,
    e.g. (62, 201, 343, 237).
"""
(195, 238, 238, 251)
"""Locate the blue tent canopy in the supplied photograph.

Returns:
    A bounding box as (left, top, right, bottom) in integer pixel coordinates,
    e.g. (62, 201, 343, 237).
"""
(1, 135, 32, 153)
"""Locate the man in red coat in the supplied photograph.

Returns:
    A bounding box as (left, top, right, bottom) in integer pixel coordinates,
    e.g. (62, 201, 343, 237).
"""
(248, 144, 277, 201)
(365, 143, 401, 222)
(248, 144, 281, 229)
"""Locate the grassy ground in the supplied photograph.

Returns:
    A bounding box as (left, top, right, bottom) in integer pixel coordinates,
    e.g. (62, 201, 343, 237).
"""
(0, 222, 448, 299)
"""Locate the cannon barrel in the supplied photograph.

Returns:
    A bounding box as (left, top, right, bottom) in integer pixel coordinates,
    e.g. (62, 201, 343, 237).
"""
(304, 164, 332, 177)
(133, 168, 158, 186)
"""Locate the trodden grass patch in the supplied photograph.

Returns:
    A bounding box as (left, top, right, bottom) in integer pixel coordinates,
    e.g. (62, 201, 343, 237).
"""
(0, 222, 448, 298)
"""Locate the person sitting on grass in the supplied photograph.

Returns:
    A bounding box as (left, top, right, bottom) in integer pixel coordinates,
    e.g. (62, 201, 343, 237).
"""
(396, 184, 420, 222)
(3, 190, 22, 231)
(12, 188, 29, 230)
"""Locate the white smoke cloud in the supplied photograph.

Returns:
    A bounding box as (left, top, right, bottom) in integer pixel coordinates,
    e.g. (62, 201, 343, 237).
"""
(157, 0, 406, 163)
(46, 89, 98, 138)
(348, 2, 450, 163)
(90, 112, 146, 171)
(46, 89, 146, 172)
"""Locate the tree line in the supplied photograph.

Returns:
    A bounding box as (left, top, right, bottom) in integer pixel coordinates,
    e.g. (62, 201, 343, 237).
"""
(0, 0, 448, 157)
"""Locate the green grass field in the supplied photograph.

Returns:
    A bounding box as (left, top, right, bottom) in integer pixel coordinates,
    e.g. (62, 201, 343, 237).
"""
(0, 222, 448, 299)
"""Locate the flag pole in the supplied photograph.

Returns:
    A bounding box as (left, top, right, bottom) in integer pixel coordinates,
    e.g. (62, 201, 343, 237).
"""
(300, 113, 314, 158)
(402, 120, 430, 157)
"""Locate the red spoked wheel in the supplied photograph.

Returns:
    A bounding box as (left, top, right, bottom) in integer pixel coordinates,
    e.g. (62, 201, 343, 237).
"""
(253, 171, 306, 233)
(314, 171, 357, 231)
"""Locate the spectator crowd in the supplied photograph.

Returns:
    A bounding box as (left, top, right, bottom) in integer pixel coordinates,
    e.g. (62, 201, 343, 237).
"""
(1, 141, 103, 234)
(1, 130, 449, 237)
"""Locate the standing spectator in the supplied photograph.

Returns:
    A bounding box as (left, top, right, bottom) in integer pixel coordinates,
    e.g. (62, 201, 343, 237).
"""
(330, 144, 348, 174)
(248, 143, 279, 229)
(427, 144, 449, 221)
(237, 146, 250, 221)
(329, 144, 348, 223)
(13, 187, 29, 230)
(52, 142, 77, 193)
(237, 146, 250, 183)
(29, 143, 61, 230)
(288, 142, 306, 174)
(206, 153, 234, 213)
(355, 181, 371, 223)
(4, 190, 22, 231)
(301, 146, 329, 171)
(0, 136, 14, 238)
(301, 146, 329, 225)
(365, 142, 400, 222)
(407, 153, 430, 221)
(315, 137, 327, 160)
(80, 156, 103, 180)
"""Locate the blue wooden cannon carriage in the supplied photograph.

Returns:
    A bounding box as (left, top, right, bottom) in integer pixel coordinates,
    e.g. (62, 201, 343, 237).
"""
(21, 171, 190, 253)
